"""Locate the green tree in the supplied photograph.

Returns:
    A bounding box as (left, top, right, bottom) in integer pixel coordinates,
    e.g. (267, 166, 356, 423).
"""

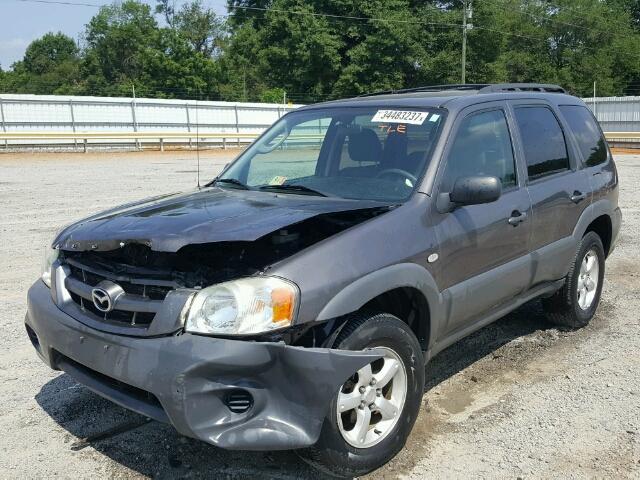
(0, 32, 80, 94)
(23, 32, 79, 75)
(79, 0, 222, 98)
(260, 87, 286, 103)
(3, 0, 640, 100)
(82, 0, 159, 90)
(157, 1, 226, 57)
(222, 0, 640, 99)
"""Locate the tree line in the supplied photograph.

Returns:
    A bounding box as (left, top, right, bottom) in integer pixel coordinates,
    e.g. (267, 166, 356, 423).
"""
(1, 0, 640, 103)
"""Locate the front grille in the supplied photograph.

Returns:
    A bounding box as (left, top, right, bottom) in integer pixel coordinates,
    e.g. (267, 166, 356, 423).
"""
(64, 261, 172, 328)
(68, 291, 156, 326)
(69, 265, 170, 300)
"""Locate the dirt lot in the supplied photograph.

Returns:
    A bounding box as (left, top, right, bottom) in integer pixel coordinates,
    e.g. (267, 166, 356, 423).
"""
(0, 150, 638, 479)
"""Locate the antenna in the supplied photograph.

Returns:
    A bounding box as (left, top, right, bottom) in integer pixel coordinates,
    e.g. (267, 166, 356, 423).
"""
(195, 90, 201, 188)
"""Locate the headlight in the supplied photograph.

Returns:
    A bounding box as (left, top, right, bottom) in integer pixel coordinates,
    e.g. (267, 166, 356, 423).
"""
(41, 247, 59, 288)
(185, 277, 299, 335)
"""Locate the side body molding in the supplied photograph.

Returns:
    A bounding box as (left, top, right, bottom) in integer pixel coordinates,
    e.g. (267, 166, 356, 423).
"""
(316, 263, 444, 346)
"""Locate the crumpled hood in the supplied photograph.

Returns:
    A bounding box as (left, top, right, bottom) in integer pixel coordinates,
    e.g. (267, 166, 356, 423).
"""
(54, 187, 391, 252)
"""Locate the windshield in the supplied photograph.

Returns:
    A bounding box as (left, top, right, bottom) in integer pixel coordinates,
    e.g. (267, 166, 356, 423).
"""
(217, 106, 446, 202)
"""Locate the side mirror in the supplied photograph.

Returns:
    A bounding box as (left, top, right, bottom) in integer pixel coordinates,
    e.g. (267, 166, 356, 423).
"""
(449, 175, 502, 206)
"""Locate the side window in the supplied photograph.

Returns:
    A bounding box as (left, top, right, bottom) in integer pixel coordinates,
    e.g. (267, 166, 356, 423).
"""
(441, 109, 517, 192)
(513, 106, 570, 179)
(559, 105, 608, 167)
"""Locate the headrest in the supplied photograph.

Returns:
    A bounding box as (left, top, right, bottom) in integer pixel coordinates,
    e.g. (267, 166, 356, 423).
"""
(382, 131, 408, 167)
(348, 128, 382, 163)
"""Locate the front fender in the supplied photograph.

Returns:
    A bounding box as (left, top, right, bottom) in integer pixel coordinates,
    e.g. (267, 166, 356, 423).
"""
(317, 263, 444, 348)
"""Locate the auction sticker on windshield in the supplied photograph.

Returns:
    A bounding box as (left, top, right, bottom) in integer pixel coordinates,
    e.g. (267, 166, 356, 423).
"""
(371, 110, 429, 125)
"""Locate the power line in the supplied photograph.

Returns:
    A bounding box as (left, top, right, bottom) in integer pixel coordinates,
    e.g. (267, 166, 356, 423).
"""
(225, 3, 638, 56)
(13, 0, 103, 7)
(487, 0, 593, 32)
(485, 0, 638, 43)
(11, 0, 638, 53)
(226, 5, 463, 29)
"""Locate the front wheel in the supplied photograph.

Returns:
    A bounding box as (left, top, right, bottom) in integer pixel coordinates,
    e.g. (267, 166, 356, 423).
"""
(298, 312, 425, 478)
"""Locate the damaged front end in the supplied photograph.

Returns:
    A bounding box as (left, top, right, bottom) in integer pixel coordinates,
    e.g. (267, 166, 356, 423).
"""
(59, 205, 390, 290)
(28, 188, 393, 448)
(26, 280, 384, 450)
(53, 203, 390, 338)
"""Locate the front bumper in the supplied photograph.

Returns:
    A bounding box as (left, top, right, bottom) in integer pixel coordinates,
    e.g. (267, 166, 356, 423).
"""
(25, 280, 380, 450)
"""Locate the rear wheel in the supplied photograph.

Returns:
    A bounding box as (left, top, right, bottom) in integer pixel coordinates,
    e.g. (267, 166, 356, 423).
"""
(298, 312, 425, 478)
(542, 231, 605, 328)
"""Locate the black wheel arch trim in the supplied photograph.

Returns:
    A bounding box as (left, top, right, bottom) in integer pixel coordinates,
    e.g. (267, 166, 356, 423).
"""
(316, 263, 442, 350)
(572, 199, 619, 250)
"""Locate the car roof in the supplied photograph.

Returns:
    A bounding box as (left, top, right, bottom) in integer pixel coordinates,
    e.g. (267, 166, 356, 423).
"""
(297, 83, 586, 113)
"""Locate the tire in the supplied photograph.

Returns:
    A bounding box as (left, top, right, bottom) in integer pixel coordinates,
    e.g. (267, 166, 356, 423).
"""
(298, 312, 425, 478)
(542, 231, 605, 329)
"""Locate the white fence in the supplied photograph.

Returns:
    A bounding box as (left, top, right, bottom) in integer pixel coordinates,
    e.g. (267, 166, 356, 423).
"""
(1, 93, 640, 151)
(0, 94, 301, 150)
(585, 96, 640, 132)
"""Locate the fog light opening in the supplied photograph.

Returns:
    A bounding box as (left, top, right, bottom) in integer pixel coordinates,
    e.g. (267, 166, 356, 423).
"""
(224, 389, 253, 414)
(26, 325, 41, 352)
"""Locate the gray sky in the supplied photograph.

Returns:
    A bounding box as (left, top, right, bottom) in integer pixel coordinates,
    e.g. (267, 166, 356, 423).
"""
(0, 0, 227, 69)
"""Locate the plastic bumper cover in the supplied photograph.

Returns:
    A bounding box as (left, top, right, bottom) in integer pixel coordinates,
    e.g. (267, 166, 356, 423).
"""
(610, 206, 622, 255)
(25, 280, 381, 450)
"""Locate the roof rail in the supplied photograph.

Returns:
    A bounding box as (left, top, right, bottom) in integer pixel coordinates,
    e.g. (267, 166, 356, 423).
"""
(357, 83, 566, 97)
(357, 84, 489, 97)
(478, 83, 566, 94)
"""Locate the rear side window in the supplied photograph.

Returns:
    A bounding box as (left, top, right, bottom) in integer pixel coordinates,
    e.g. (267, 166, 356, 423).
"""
(441, 109, 517, 192)
(559, 105, 608, 167)
(514, 106, 570, 179)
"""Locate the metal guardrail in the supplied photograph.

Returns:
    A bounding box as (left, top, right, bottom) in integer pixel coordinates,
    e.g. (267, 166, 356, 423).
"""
(0, 94, 303, 152)
(0, 131, 327, 152)
(0, 131, 261, 152)
(603, 132, 640, 140)
(0, 130, 638, 152)
(603, 132, 640, 150)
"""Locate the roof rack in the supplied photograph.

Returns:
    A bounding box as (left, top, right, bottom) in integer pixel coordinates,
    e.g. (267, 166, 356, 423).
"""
(357, 83, 566, 97)
(478, 83, 566, 94)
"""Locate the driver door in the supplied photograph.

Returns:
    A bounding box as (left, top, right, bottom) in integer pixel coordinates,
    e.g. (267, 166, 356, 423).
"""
(431, 102, 532, 338)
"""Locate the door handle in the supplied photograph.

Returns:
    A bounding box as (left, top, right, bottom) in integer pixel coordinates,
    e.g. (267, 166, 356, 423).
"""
(508, 210, 527, 226)
(570, 191, 587, 204)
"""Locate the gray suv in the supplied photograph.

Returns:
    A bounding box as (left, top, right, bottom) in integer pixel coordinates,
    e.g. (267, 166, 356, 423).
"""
(26, 83, 621, 477)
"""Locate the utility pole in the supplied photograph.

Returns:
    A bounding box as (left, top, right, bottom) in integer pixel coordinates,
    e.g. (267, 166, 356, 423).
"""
(462, 0, 473, 84)
(242, 65, 247, 102)
(131, 84, 139, 150)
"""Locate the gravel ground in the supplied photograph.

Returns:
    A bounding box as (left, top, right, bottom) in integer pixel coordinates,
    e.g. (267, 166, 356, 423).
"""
(0, 150, 638, 479)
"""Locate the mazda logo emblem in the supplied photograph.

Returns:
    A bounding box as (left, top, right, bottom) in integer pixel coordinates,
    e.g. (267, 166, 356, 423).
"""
(91, 287, 113, 313)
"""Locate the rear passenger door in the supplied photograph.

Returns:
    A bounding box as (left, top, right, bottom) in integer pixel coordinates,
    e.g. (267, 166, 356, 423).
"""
(432, 102, 531, 336)
(509, 101, 591, 285)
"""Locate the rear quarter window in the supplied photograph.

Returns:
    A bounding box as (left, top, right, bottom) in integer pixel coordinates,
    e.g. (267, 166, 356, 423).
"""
(559, 105, 608, 167)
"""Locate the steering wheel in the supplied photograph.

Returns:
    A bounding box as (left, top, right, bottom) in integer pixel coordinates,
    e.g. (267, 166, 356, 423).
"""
(256, 127, 289, 154)
(375, 168, 418, 186)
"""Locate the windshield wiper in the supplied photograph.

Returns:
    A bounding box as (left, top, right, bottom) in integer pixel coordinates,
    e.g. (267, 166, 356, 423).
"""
(213, 178, 250, 190)
(258, 184, 330, 197)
